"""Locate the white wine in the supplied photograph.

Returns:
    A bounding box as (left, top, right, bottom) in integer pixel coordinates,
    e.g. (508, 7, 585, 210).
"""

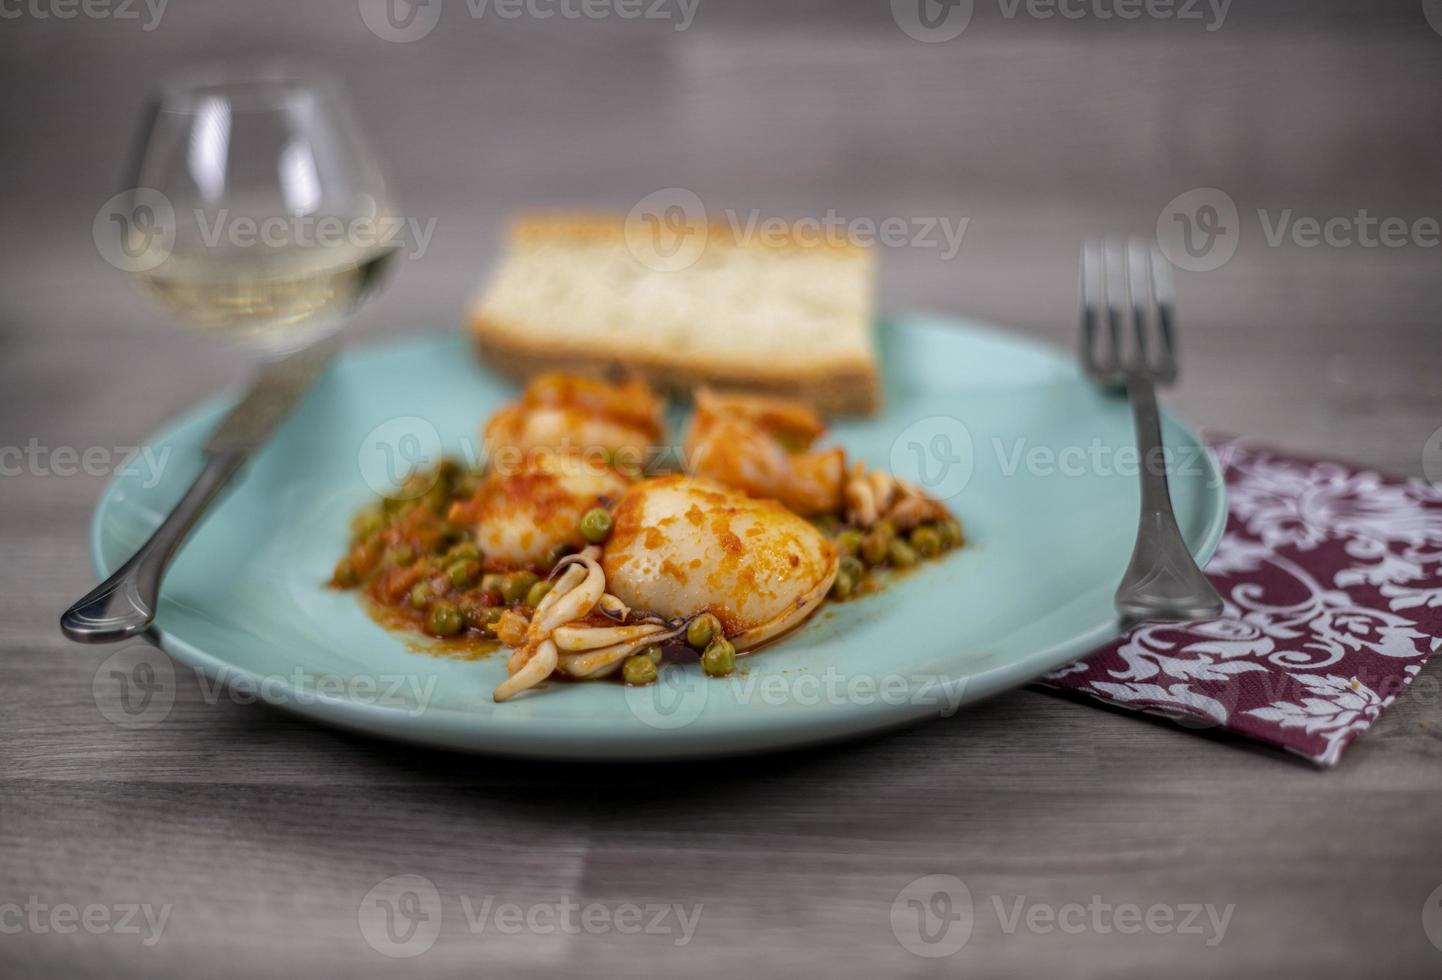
(120, 69, 396, 351)
(135, 243, 398, 351)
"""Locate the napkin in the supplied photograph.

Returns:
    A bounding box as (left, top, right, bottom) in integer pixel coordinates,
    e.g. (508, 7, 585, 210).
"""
(1038, 437, 1442, 765)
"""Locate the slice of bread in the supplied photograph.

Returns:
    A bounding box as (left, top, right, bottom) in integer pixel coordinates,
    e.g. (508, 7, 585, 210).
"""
(469, 213, 880, 415)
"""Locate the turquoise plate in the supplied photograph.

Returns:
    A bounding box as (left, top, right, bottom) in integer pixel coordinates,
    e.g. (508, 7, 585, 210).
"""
(90, 316, 1226, 759)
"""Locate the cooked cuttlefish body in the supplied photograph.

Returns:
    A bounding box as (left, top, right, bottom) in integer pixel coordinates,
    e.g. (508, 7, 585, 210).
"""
(601, 475, 838, 650)
(483, 372, 665, 465)
(683, 388, 845, 517)
(448, 453, 628, 569)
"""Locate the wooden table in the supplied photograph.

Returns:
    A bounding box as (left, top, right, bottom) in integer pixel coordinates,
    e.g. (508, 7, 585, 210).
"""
(3, 3, 1441, 976)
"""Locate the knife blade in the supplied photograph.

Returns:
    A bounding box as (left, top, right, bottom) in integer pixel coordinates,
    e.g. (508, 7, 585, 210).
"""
(60, 336, 340, 643)
(206, 334, 340, 456)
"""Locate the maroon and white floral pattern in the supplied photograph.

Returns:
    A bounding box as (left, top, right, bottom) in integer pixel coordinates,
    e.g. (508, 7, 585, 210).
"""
(1040, 438, 1442, 766)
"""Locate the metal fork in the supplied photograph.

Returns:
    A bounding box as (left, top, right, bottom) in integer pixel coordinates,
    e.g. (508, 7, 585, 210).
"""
(1080, 236, 1223, 623)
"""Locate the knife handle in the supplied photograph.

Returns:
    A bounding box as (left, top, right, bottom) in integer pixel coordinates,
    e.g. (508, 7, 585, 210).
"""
(60, 452, 247, 643)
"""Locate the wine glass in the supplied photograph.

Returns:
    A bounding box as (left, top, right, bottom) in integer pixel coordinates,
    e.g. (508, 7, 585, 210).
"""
(63, 67, 398, 644)
(103, 64, 397, 353)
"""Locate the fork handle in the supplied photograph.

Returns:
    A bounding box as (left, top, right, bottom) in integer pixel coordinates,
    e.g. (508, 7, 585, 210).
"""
(59, 452, 247, 643)
(1115, 377, 1224, 623)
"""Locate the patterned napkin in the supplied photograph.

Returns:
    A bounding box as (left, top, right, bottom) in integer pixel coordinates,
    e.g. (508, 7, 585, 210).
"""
(1039, 437, 1442, 766)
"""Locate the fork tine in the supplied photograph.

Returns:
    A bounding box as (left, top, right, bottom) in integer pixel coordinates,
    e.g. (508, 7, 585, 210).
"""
(1148, 243, 1178, 382)
(1082, 235, 1183, 387)
(1126, 236, 1152, 370)
(1103, 236, 1127, 376)
(1079, 238, 1105, 377)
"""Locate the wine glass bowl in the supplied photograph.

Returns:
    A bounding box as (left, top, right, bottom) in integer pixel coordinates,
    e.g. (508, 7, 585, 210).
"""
(115, 64, 397, 353)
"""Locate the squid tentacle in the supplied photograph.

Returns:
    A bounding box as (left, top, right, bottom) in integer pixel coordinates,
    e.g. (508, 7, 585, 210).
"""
(552, 622, 669, 652)
(530, 556, 605, 638)
(494, 549, 609, 701)
(494, 639, 559, 703)
(557, 625, 686, 678)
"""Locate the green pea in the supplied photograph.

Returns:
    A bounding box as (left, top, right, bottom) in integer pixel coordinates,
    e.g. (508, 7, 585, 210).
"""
(622, 654, 658, 686)
(480, 606, 506, 637)
(427, 601, 463, 637)
(910, 525, 942, 559)
(686, 613, 721, 651)
(351, 508, 385, 540)
(500, 570, 540, 604)
(447, 560, 480, 589)
(580, 507, 613, 544)
(830, 568, 855, 600)
(834, 529, 863, 558)
(811, 513, 841, 536)
(888, 539, 918, 569)
(480, 573, 507, 598)
(525, 578, 555, 608)
(938, 518, 964, 549)
(702, 638, 736, 677)
(446, 539, 481, 563)
(457, 594, 491, 629)
(385, 544, 416, 567)
(640, 644, 664, 664)
(839, 555, 866, 583)
(775, 431, 811, 453)
(409, 581, 434, 610)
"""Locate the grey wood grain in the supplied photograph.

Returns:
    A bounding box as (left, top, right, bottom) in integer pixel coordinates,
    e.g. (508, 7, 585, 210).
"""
(3, 1, 1442, 977)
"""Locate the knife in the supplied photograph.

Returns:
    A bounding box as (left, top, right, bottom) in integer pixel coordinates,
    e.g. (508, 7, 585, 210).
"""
(60, 336, 339, 643)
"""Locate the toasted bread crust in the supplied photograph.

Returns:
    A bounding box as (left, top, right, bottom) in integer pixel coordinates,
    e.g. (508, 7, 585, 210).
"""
(509, 211, 872, 256)
(471, 212, 880, 415)
(471, 314, 880, 416)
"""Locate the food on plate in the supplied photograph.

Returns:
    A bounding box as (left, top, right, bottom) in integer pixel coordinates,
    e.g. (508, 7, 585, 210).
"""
(448, 453, 630, 569)
(682, 387, 952, 536)
(679, 385, 960, 601)
(469, 213, 881, 415)
(491, 475, 840, 702)
(331, 373, 961, 701)
(684, 388, 846, 516)
(602, 476, 838, 652)
(482, 371, 665, 466)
